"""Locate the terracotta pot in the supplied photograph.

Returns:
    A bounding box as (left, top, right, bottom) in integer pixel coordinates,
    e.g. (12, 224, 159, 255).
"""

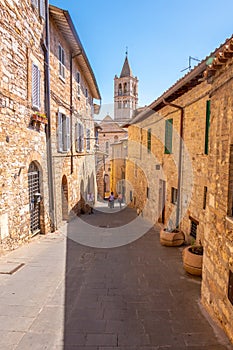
(160, 229, 185, 247)
(182, 246, 203, 276)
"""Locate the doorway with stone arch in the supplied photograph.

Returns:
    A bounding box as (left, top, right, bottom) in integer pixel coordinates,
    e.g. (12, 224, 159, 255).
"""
(62, 175, 69, 221)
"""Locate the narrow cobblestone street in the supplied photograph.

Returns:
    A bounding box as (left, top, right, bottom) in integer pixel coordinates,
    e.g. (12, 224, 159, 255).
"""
(0, 203, 231, 349)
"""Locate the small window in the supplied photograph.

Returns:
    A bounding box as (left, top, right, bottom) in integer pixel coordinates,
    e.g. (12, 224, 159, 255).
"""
(165, 119, 173, 154)
(75, 123, 84, 152)
(118, 83, 122, 95)
(86, 128, 91, 151)
(147, 128, 151, 153)
(130, 190, 133, 202)
(124, 82, 127, 93)
(171, 187, 178, 205)
(32, 63, 40, 109)
(58, 44, 65, 80)
(147, 187, 150, 199)
(228, 270, 233, 306)
(203, 186, 207, 209)
(204, 100, 211, 155)
(76, 72, 81, 98)
(105, 141, 109, 155)
(190, 219, 198, 239)
(57, 113, 70, 152)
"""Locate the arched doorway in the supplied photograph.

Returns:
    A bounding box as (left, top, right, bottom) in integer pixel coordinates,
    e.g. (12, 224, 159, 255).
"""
(62, 175, 69, 221)
(28, 162, 41, 235)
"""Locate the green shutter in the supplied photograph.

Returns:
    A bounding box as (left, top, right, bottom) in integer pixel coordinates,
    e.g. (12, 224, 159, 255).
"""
(205, 100, 211, 154)
(165, 119, 173, 154)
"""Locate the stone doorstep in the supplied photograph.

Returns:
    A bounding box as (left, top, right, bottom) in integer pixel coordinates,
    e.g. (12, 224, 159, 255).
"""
(0, 262, 25, 275)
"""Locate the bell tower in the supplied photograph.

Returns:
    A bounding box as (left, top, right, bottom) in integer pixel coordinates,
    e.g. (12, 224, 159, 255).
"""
(114, 52, 138, 124)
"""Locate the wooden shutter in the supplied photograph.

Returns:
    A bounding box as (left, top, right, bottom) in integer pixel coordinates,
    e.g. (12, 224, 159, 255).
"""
(32, 63, 40, 109)
(86, 128, 90, 151)
(165, 119, 173, 154)
(31, 0, 38, 8)
(66, 117, 70, 151)
(39, 0, 45, 19)
(204, 100, 211, 154)
(57, 112, 63, 152)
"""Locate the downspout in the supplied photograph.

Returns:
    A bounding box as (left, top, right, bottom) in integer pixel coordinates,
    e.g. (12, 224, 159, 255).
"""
(70, 53, 73, 174)
(43, 0, 55, 230)
(162, 99, 184, 228)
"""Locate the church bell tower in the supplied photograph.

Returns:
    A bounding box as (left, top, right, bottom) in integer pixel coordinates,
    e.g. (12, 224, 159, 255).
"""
(114, 52, 138, 124)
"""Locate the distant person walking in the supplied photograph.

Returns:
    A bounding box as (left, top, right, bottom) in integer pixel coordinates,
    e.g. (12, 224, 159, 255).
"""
(108, 191, 115, 209)
(118, 192, 123, 208)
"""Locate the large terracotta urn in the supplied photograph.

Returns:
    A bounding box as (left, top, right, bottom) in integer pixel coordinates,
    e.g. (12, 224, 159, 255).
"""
(160, 228, 185, 247)
(182, 245, 203, 276)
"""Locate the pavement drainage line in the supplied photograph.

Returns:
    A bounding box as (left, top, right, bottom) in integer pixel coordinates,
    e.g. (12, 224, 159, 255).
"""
(0, 262, 25, 275)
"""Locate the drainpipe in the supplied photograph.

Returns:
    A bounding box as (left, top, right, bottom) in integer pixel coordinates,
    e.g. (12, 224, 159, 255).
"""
(162, 99, 184, 228)
(43, 0, 55, 230)
(70, 53, 73, 174)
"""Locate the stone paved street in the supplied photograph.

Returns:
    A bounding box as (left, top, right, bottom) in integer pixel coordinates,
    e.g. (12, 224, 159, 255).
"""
(0, 203, 232, 349)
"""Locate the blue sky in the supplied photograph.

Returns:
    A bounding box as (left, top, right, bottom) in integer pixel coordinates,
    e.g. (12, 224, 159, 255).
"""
(51, 0, 233, 111)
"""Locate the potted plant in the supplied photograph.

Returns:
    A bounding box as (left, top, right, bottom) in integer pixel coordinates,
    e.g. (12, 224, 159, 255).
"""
(182, 239, 203, 276)
(160, 220, 185, 247)
(31, 112, 48, 124)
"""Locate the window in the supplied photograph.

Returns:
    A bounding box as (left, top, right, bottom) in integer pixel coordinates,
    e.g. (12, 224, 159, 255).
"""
(75, 123, 84, 152)
(147, 128, 151, 153)
(124, 82, 127, 93)
(228, 270, 233, 306)
(32, 63, 40, 109)
(118, 83, 122, 95)
(105, 141, 109, 155)
(76, 72, 81, 98)
(228, 144, 233, 216)
(86, 128, 91, 151)
(190, 218, 198, 239)
(204, 100, 211, 154)
(203, 186, 207, 209)
(165, 119, 173, 154)
(58, 113, 70, 152)
(147, 187, 150, 199)
(171, 187, 178, 204)
(39, 0, 45, 19)
(58, 44, 65, 80)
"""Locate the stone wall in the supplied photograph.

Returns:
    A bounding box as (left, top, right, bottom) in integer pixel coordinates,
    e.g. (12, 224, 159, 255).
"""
(201, 56, 233, 342)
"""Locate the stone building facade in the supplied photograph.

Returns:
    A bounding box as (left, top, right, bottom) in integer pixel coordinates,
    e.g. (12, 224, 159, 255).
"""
(126, 37, 233, 342)
(0, 1, 101, 250)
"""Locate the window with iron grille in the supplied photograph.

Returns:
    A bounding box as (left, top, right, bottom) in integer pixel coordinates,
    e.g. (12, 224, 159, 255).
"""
(165, 119, 173, 154)
(147, 128, 151, 153)
(58, 45, 65, 80)
(57, 113, 70, 152)
(32, 63, 40, 109)
(171, 187, 178, 205)
(190, 219, 198, 239)
(203, 186, 208, 209)
(75, 123, 84, 152)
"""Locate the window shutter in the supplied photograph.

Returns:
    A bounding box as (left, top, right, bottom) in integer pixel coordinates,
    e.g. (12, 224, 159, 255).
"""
(81, 124, 84, 152)
(39, 0, 45, 19)
(57, 112, 63, 152)
(31, 0, 38, 8)
(66, 117, 70, 151)
(165, 119, 173, 154)
(75, 123, 78, 152)
(204, 100, 211, 154)
(32, 63, 40, 109)
(86, 128, 90, 151)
